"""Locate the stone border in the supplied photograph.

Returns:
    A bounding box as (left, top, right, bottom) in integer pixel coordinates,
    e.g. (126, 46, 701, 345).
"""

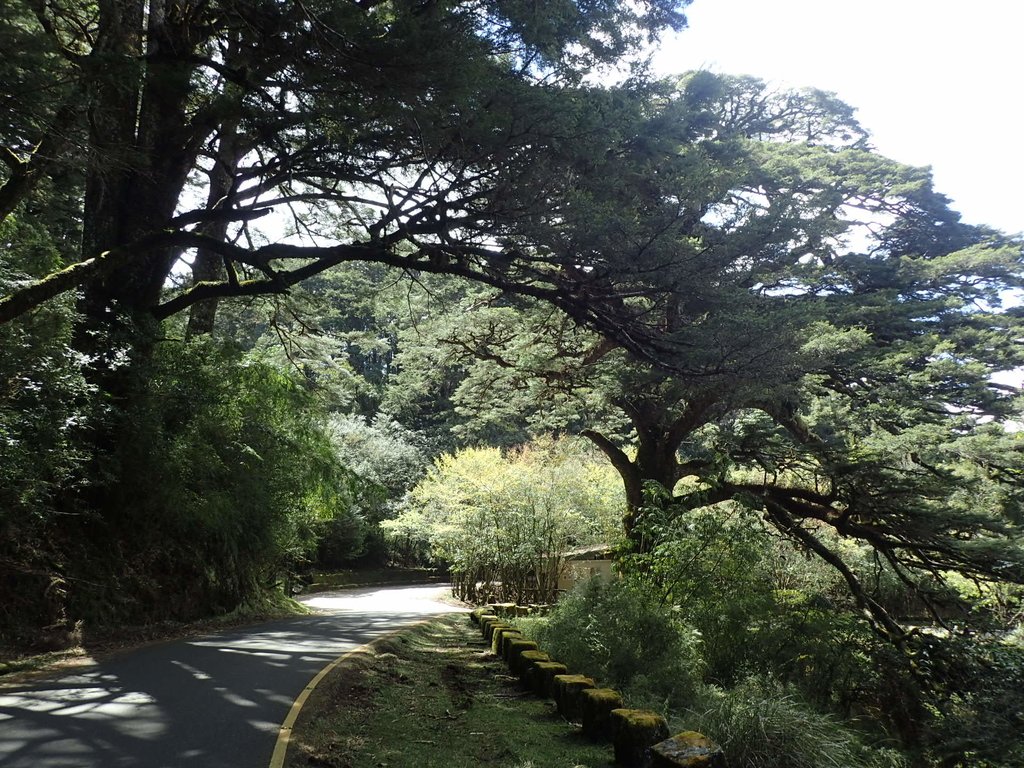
(470, 604, 725, 768)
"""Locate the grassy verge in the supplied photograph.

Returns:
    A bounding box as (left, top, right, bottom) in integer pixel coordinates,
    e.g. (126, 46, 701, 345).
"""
(285, 614, 613, 768)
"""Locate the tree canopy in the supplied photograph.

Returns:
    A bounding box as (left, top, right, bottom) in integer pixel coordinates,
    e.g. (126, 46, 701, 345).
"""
(3, 5, 1024, 763)
(1, 0, 1023, 675)
(0, 0, 690, 340)
(373, 71, 1024, 645)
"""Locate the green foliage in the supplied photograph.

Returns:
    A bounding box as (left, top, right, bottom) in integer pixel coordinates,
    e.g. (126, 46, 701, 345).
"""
(224, 264, 417, 417)
(1, 335, 360, 643)
(318, 413, 429, 567)
(328, 413, 428, 504)
(361, 67, 1024, 646)
(383, 284, 630, 451)
(532, 577, 703, 707)
(943, 570, 1024, 630)
(907, 635, 1024, 768)
(618, 498, 921, 738)
(685, 677, 907, 768)
(613, 495, 1024, 765)
(385, 438, 623, 602)
(0, 305, 91, 524)
(77, 338, 358, 623)
(0, 21, 1021, 763)
(380, 277, 541, 452)
(0, 215, 95, 643)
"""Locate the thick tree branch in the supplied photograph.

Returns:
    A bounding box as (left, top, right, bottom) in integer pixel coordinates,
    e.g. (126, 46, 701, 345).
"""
(0, 256, 101, 322)
(581, 428, 641, 506)
(757, 399, 827, 448)
(169, 206, 273, 228)
(153, 240, 383, 319)
(0, 227, 180, 322)
(665, 391, 719, 449)
(761, 497, 909, 646)
(716, 477, 1024, 595)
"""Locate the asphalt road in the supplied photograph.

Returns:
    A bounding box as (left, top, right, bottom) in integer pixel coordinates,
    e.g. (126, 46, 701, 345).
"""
(0, 584, 465, 768)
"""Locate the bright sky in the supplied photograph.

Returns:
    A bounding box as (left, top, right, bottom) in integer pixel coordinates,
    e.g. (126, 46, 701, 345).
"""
(652, 0, 1024, 236)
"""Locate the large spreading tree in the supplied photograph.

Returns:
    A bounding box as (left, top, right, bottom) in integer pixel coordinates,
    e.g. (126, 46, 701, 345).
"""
(1, 0, 698, 639)
(382, 72, 1024, 646)
(2, 1, 1022, 657)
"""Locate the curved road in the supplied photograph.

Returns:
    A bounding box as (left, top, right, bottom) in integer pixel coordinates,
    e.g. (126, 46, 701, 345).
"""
(0, 584, 465, 768)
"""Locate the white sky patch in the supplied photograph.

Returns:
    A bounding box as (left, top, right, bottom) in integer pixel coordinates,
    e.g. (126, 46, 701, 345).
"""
(992, 368, 1023, 390)
(654, 0, 1024, 235)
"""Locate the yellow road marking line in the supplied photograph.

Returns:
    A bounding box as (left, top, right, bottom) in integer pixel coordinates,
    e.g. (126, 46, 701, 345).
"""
(268, 620, 433, 768)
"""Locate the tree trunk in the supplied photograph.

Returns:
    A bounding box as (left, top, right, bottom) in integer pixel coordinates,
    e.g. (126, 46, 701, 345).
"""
(582, 427, 681, 552)
(47, 1, 220, 633)
(80, 0, 211, 321)
(584, 394, 718, 552)
(80, 0, 144, 268)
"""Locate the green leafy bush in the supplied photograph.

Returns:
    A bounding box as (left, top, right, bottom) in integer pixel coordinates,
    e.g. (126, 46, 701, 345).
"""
(0, 334, 360, 641)
(76, 338, 359, 623)
(0, 216, 96, 645)
(532, 577, 702, 707)
(321, 413, 430, 567)
(624, 503, 898, 716)
(912, 635, 1024, 768)
(385, 438, 623, 602)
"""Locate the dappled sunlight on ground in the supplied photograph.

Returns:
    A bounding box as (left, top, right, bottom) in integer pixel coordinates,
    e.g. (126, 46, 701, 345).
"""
(0, 584, 464, 768)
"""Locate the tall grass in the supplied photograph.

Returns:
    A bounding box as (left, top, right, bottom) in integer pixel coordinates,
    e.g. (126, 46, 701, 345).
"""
(683, 677, 906, 768)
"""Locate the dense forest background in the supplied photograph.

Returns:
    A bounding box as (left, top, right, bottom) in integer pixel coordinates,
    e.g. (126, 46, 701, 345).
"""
(1, 1, 1023, 765)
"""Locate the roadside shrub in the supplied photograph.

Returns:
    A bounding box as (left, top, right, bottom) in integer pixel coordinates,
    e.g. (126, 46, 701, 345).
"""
(914, 635, 1024, 768)
(321, 414, 430, 568)
(625, 503, 894, 718)
(533, 577, 702, 707)
(685, 677, 907, 768)
(1, 222, 96, 645)
(54, 338, 360, 630)
(513, 616, 548, 643)
(385, 438, 623, 603)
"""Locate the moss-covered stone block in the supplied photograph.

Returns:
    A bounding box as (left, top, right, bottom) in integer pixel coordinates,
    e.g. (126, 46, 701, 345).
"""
(650, 731, 725, 767)
(470, 607, 491, 624)
(505, 638, 539, 673)
(531, 661, 568, 697)
(479, 616, 503, 641)
(497, 627, 521, 651)
(553, 674, 596, 722)
(497, 626, 528, 659)
(580, 688, 624, 741)
(490, 602, 517, 617)
(610, 709, 670, 768)
(517, 649, 551, 687)
(489, 626, 520, 655)
(478, 614, 500, 636)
